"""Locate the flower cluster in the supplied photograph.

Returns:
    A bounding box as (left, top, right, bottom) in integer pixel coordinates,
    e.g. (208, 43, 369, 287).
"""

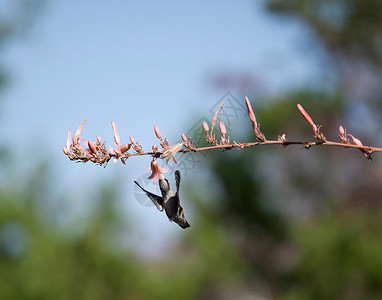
(62, 120, 111, 165)
(64, 96, 380, 183)
(339, 126, 372, 160)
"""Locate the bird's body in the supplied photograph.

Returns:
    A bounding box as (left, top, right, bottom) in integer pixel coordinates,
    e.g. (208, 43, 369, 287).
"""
(134, 170, 190, 229)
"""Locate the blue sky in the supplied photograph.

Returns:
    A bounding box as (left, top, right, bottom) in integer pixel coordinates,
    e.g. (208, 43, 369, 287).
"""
(1, 0, 320, 257)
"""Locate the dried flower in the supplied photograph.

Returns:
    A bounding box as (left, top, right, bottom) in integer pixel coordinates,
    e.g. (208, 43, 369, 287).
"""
(161, 143, 183, 164)
(278, 133, 287, 143)
(147, 159, 169, 183)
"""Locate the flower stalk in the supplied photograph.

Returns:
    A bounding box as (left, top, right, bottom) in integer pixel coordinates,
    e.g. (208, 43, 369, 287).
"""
(63, 97, 381, 180)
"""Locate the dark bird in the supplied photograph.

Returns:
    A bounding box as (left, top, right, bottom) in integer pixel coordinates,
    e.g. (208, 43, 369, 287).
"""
(134, 170, 190, 229)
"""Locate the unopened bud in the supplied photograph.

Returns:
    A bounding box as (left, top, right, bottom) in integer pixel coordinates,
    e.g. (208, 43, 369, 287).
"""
(348, 134, 363, 146)
(66, 129, 72, 150)
(88, 140, 98, 154)
(63, 146, 69, 155)
(203, 121, 209, 132)
(73, 119, 86, 145)
(297, 104, 317, 132)
(129, 136, 135, 144)
(119, 143, 131, 153)
(339, 126, 345, 135)
(219, 120, 226, 135)
(212, 102, 224, 128)
(181, 133, 188, 143)
(245, 97, 257, 125)
(154, 125, 162, 139)
(96, 135, 102, 144)
(111, 121, 120, 146)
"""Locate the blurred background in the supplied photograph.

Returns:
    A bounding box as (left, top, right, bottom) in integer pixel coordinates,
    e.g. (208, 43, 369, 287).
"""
(1, 0, 382, 299)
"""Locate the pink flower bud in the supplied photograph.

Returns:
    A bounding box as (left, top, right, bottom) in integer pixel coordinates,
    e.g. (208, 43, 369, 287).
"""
(203, 121, 209, 132)
(348, 134, 363, 147)
(63, 146, 69, 155)
(154, 125, 162, 139)
(119, 143, 131, 153)
(73, 119, 86, 145)
(212, 102, 224, 128)
(96, 135, 102, 144)
(181, 133, 188, 143)
(245, 96, 257, 125)
(339, 126, 345, 135)
(348, 134, 372, 160)
(219, 120, 226, 135)
(129, 136, 135, 144)
(297, 104, 317, 132)
(66, 129, 72, 150)
(111, 121, 120, 146)
(88, 140, 98, 155)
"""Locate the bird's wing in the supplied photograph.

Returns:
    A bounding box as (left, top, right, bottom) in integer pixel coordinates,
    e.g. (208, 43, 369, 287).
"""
(134, 181, 164, 211)
(175, 170, 181, 196)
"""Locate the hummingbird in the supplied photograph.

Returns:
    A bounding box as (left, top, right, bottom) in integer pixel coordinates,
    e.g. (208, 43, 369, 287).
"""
(134, 170, 190, 229)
